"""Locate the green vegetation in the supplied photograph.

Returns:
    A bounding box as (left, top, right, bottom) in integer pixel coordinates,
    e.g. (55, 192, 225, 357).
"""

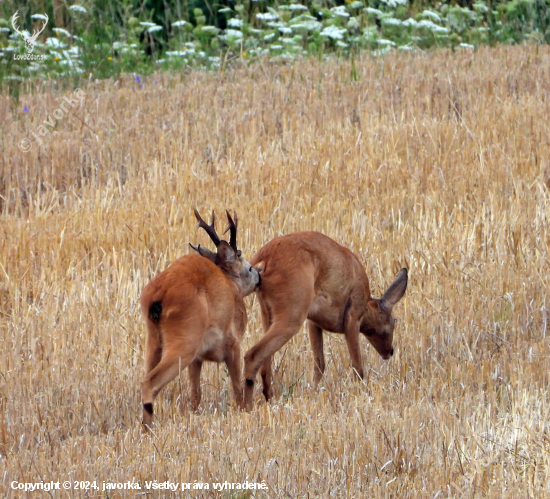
(0, 0, 549, 83)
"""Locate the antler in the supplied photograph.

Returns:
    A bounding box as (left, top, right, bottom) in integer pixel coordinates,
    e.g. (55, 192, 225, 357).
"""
(11, 11, 25, 38)
(30, 13, 48, 42)
(223, 210, 239, 254)
(194, 209, 221, 247)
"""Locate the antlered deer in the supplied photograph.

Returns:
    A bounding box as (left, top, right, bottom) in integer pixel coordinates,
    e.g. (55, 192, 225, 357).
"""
(140, 210, 260, 425)
(243, 231, 407, 410)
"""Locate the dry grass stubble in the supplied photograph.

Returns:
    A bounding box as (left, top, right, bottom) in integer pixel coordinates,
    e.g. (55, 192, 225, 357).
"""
(1, 45, 550, 497)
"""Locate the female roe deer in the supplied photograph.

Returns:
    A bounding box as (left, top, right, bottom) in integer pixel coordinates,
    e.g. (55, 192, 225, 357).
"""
(140, 210, 260, 425)
(242, 231, 407, 410)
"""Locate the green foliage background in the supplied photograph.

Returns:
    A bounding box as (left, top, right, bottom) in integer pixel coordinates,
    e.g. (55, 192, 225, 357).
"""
(0, 0, 549, 85)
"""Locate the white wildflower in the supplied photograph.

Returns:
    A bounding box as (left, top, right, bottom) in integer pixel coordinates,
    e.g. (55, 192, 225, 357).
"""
(290, 14, 322, 30)
(46, 37, 66, 48)
(69, 5, 87, 13)
(364, 8, 383, 17)
(302, 20, 322, 30)
(416, 19, 449, 34)
(31, 14, 48, 21)
(228, 18, 243, 28)
(264, 33, 276, 41)
(422, 10, 441, 22)
(270, 45, 283, 50)
(224, 29, 243, 38)
(66, 46, 80, 56)
(459, 43, 475, 49)
(279, 26, 292, 34)
(288, 4, 308, 10)
(201, 25, 219, 33)
(382, 18, 403, 26)
(218, 7, 232, 13)
(139, 22, 156, 28)
(258, 12, 280, 21)
(53, 28, 72, 38)
(281, 37, 296, 44)
(379, 0, 407, 7)
(349, 1, 364, 8)
(336, 40, 348, 48)
(69, 5, 87, 14)
(402, 18, 417, 27)
(0, 27, 11, 33)
(172, 20, 187, 27)
(330, 6, 350, 18)
(378, 38, 396, 46)
(147, 25, 163, 33)
(320, 25, 347, 40)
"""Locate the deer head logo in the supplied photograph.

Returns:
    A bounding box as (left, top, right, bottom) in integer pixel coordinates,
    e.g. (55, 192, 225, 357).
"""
(11, 11, 49, 54)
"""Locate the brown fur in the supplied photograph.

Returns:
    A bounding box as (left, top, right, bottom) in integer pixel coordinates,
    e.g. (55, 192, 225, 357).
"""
(140, 212, 259, 426)
(243, 231, 407, 410)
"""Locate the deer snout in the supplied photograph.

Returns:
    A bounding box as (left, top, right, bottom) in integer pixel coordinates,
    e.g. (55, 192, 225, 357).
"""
(381, 347, 394, 360)
(253, 267, 261, 287)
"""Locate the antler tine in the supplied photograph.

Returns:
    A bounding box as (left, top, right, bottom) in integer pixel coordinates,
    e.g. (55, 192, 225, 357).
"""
(223, 210, 239, 253)
(11, 11, 23, 35)
(193, 208, 221, 247)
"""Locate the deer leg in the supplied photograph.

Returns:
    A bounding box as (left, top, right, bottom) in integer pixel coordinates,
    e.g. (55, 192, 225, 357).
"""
(141, 354, 192, 426)
(188, 359, 203, 412)
(224, 338, 243, 409)
(258, 300, 274, 402)
(144, 321, 162, 375)
(243, 319, 305, 411)
(344, 318, 364, 379)
(307, 321, 325, 387)
(259, 356, 273, 401)
(141, 320, 204, 426)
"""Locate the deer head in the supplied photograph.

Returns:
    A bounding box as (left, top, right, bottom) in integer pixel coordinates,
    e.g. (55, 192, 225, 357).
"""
(190, 209, 260, 296)
(12, 11, 49, 54)
(360, 268, 408, 359)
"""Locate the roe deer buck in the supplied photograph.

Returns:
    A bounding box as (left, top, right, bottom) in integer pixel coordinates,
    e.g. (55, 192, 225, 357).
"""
(140, 210, 260, 425)
(243, 231, 408, 410)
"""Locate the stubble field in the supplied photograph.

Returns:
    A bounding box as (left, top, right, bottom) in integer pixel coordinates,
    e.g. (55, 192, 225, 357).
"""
(1, 45, 550, 498)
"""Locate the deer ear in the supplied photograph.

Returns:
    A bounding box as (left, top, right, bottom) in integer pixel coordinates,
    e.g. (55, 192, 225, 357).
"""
(189, 243, 217, 263)
(367, 299, 379, 310)
(217, 241, 236, 265)
(379, 268, 408, 312)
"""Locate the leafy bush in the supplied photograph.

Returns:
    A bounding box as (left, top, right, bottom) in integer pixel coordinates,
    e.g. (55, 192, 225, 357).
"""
(0, 0, 549, 85)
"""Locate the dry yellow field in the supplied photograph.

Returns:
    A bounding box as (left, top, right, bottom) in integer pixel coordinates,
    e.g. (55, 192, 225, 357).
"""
(1, 45, 550, 498)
